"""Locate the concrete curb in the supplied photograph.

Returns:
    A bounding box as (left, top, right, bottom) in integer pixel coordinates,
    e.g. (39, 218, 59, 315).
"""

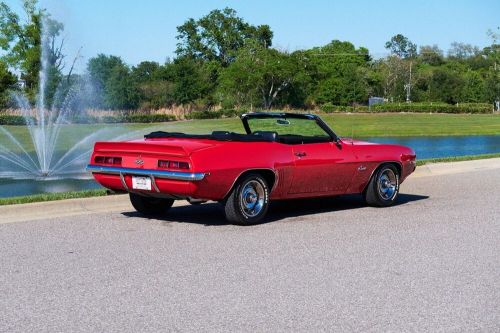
(413, 157, 500, 177)
(1, 158, 499, 224)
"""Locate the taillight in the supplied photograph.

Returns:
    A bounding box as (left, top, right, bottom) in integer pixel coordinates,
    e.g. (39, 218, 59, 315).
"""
(178, 162, 190, 169)
(94, 156, 122, 166)
(158, 160, 169, 168)
(158, 160, 189, 170)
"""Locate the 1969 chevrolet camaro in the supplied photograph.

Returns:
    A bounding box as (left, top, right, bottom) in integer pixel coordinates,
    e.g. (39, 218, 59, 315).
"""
(87, 113, 416, 225)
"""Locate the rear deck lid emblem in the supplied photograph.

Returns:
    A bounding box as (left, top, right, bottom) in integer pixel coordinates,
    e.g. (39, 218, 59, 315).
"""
(135, 156, 144, 166)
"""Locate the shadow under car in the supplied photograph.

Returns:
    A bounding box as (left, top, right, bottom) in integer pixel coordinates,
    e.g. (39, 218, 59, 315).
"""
(121, 193, 429, 226)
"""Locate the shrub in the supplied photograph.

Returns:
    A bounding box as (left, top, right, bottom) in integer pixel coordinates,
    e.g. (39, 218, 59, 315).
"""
(319, 102, 492, 114)
(120, 114, 177, 123)
(0, 115, 32, 125)
(185, 109, 246, 120)
(370, 102, 492, 114)
(320, 103, 368, 113)
(220, 108, 247, 117)
(185, 110, 221, 120)
(98, 113, 177, 123)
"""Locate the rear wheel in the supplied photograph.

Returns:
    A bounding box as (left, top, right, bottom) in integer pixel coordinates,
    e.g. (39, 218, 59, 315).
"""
(129, 193, 174, 216)
(225, 173, 270, 225)
(364, 164, 400, 207)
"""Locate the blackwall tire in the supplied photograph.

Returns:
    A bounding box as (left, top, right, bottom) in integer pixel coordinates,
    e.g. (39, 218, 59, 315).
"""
(224, 173, 270, 225)
(364, 164, 400, 207)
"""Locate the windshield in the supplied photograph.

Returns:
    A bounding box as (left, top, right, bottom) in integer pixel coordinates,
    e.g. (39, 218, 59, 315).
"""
(246, 117, 331, 138)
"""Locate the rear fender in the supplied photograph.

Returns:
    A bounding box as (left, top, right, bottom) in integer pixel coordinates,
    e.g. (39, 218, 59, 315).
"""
(222, 168, 279, 201)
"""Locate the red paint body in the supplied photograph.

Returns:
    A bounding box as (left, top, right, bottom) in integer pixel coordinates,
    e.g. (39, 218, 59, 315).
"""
(89, 131, 416, 201)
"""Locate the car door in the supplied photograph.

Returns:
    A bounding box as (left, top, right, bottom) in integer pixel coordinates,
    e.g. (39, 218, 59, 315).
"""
(288, 141, 357, 195)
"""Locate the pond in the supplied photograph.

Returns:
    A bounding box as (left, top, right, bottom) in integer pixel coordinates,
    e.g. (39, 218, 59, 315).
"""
(363, 135, 500, 159)
(0, 135, 499, 198)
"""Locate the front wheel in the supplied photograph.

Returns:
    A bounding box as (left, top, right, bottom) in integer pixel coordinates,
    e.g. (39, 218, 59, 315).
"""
(129, 193, 174, 216)
(364, 164, 400, 207)
(224, 173, 270, 225)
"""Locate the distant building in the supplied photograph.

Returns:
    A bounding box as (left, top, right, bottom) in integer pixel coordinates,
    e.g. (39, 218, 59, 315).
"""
(368, 97, 386, 111)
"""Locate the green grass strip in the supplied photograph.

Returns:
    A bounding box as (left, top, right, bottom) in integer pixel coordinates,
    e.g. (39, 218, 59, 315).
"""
(0, 189, 108, 206)
(416, 153, 500, 166)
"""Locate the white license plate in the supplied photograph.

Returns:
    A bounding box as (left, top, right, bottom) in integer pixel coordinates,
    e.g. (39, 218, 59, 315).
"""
(132, 176, 152, 190)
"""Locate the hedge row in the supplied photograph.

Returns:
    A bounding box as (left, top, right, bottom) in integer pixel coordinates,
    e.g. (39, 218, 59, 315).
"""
(0, 115, 34, 125)
(99, 114, 177, 123)
(185, 109, 247, 120)
(370, 102, 493, 114)
(320, 102, 493, 114)
(0, 113, 177, 125)
(320, 103, 368, 113)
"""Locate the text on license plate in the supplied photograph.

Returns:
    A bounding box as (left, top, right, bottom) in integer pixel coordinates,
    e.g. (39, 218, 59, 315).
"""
(132, 176, 152, 190)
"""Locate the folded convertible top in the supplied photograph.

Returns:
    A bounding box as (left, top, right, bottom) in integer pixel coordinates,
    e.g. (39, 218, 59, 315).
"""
(144, 131, 277, 142)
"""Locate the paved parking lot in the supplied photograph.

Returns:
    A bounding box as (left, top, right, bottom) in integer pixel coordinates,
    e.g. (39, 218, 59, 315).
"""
(1, 164, 499, 332)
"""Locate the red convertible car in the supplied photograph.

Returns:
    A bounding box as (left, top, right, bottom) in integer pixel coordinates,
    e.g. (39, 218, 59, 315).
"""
(87, 113, 416, 225)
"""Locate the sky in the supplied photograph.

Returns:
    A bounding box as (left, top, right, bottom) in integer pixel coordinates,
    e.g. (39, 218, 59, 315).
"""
(5, 0, 500, 73)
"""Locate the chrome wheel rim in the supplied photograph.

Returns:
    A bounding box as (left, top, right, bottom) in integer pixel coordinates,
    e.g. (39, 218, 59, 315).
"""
(377, 169, 398, 201)
(239, 180, 265, 217)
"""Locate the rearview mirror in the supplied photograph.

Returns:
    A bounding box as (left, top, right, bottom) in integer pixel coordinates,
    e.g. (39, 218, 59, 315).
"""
(276, 119, 290, 125)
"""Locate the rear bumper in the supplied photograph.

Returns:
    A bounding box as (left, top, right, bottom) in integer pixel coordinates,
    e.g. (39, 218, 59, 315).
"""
(86, 164, 207, 181)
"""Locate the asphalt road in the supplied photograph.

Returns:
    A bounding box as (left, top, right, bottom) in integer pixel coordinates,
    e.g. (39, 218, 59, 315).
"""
(1, 168, 499, 332)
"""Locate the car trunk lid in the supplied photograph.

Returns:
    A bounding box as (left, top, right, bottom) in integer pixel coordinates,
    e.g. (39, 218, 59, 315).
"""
(92, 138, 216, 169)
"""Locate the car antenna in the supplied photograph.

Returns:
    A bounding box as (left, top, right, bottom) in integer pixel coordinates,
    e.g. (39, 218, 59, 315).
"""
(351, 126, 354, 145)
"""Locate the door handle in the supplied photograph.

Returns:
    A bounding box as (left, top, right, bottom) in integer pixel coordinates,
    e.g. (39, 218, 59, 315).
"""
(294, 152, 307, 157)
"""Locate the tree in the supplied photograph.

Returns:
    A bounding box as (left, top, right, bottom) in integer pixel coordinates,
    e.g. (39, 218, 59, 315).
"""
(419, 45, 444, 65)
(87, 54, 126, 108)
(448, 42, 480, 60)
(132, 61, 160, 83)
(461, 71, 484, 102)
(0, 0, 64, 97)
(305, 40, 370, 105)
(104, 65, 140, 110)
(385, 34, 417, 58)
(484, 28, 499, 105)
(0, 59, 16, 107)
(176, 7, 273, 66)
(219, 42, 298, 109)
(429, 66, 464, 104)
(87, 54, 125, 88)
(169, 56, 216, 106)
(484, 69, 500, 104)
(131, 61, 175, 109)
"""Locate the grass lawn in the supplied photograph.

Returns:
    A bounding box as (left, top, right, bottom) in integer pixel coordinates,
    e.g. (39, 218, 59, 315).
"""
(416, 152, 500, 166)
(1, 113, 499, 153)
(0, 189, 108, 206)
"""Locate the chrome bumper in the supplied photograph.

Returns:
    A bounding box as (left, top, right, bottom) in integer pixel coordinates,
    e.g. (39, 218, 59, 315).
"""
(86, 164, 206, 181)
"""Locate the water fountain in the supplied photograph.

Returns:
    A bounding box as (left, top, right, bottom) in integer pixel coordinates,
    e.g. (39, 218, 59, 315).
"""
(0, 21, 101, 180)
(0, 19, 143, 195)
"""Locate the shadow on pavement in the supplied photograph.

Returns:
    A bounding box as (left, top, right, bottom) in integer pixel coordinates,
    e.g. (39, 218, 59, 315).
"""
(122, 193, 429, 226)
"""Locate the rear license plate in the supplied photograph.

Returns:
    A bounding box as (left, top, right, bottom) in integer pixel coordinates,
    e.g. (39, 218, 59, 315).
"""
(132, 176, 152, 190)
